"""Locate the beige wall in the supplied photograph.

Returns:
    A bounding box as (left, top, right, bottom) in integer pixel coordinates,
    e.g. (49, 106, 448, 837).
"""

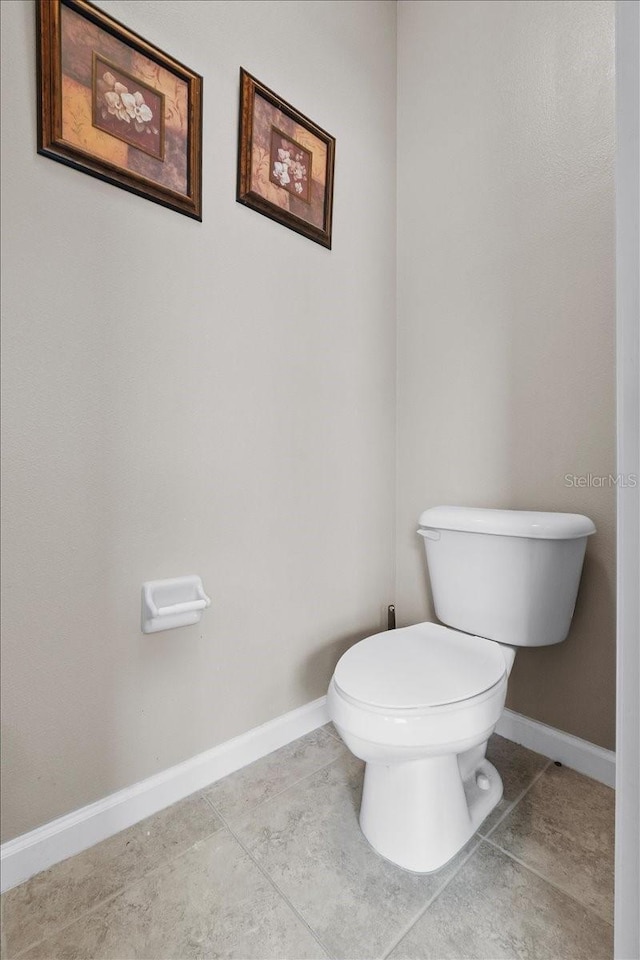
(0, 0, 397, 842)
(1, 0, 618, 845)
(396, 0, 616, 749)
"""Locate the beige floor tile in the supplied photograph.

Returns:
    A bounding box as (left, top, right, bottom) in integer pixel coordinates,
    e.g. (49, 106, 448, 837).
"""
(489, 763, 615, 923)
(323, 721, 342, 741)
(1, 897, 8, 960)
(479, 734, 550, 834)
(388, 842, 613, 960)
(231, 752, 478, 960)
(19, 830, 328, 960)
(2, 792, 223, 958)
(204, 725, 346, 821)
(2, 731, 615, 960)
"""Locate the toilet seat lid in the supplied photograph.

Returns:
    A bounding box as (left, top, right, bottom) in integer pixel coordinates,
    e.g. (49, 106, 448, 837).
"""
(333, 622, 506, 709)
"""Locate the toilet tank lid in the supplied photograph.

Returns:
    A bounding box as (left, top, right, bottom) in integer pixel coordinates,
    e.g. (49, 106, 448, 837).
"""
(418, 506, 596, 540)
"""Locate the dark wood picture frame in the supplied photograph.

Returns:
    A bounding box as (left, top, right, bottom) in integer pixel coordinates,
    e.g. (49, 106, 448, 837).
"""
(237, 69, 335, 249)
(37, 0, 203, 220)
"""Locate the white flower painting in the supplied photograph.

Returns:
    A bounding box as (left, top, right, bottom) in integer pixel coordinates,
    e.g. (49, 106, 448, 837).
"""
(98, 70, 155, 133)
(269, 130, 311, 203)
(93, 58, 163, 161)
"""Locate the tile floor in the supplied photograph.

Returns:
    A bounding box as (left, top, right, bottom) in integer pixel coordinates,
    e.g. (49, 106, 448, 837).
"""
(1, 726, 614, 960)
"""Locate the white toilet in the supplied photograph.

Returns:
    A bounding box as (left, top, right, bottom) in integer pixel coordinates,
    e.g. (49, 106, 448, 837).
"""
(327, 505, 596, 873)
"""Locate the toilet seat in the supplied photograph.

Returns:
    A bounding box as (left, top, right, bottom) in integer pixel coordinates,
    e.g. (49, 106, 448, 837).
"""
(333, 622, 506, 711)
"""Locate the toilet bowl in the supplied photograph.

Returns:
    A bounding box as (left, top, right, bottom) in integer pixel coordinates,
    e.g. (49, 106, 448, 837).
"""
(328, 621, 512, 872)
(327, 506, 595, 873)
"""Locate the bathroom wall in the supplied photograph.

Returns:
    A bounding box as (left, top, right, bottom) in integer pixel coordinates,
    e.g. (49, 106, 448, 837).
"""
(0, 0, 397, 841)
(1, 0, 618, 844)
(396, 0, 616, 749)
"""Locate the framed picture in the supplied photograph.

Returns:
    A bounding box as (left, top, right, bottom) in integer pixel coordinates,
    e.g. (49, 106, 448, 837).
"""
(36, 0, 203, 220)
(237, 69, 335, 249)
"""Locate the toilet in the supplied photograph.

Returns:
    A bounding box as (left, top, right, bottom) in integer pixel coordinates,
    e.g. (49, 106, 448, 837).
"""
(327, 505, 596, 873)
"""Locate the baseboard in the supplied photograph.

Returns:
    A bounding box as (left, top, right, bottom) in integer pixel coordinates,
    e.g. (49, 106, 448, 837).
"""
(496, 708, 616, 788)
(1, 698, 615, 894)
(0, 695, 330, 893)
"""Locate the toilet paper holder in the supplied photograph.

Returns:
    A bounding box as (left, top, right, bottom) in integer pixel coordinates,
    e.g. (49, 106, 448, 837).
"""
(142, 575, 211, 634)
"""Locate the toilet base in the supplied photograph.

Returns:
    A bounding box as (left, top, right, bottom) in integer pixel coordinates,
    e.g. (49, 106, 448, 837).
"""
(359, 752, 503, 873)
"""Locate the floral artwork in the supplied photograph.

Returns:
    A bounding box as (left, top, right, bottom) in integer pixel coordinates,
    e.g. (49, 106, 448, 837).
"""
(37, 0, 202, 220)
(237, 70, 335, 248)
(93, 57, 163, 160)
(269, 129, 311, 203)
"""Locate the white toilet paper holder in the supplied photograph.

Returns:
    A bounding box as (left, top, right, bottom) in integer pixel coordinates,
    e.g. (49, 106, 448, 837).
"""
(142, 575, 211, 634)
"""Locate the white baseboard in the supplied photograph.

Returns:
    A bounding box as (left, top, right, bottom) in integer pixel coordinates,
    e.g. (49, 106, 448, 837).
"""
(496, 708, 616, 788)
(0, 696, 330, 893)
(1, 698, 615, 894)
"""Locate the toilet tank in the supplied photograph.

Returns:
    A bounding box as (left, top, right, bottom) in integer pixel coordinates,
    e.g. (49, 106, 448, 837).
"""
(418, 506, 596, 647)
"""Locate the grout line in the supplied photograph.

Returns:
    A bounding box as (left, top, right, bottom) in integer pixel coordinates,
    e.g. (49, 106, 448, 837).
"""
(380, 757, 555, 960)
(8, 734, 344, 959)
(7, 748, 572, 960)
(380, 838, 483, 960)
(323, 723, 343, 743)
(204, 747, 348, 826)
(481, 836, 614, 928)
(480, 758, 553, 840)
(203, 794, 335, 959)
(10, 815, 230, 959)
